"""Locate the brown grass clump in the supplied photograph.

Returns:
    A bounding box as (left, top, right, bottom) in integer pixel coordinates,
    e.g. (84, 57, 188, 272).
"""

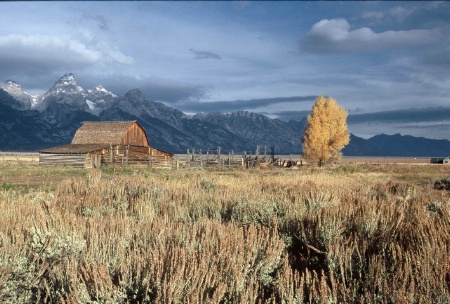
(0, 164, 449, 303)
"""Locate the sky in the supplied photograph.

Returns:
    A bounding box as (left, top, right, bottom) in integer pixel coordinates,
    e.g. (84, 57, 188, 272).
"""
(0, 1, 449, 140)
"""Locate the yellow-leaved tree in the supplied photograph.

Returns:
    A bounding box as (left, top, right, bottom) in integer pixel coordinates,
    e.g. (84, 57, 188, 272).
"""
(302, 95, 350, 166)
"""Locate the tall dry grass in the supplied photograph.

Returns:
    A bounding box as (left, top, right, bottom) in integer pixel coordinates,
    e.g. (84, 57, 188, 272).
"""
(0, 164, 449, 303)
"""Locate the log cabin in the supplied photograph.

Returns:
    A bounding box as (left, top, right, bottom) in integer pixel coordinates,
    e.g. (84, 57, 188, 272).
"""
(39, 121, 173, 168)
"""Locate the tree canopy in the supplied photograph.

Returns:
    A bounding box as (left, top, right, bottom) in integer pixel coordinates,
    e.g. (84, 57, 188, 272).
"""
(302, 95, 350, 166)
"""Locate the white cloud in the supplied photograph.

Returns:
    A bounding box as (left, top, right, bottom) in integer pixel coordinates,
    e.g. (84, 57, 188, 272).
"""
(0, 34, 100, 63)
(301, 18, 441, 54)
(388, 6, 415, 22)
(74, 28, 134, 65)
(0, 33, 133, 70)
(362, 11, 385, 22)
(363, 5, 415, 23)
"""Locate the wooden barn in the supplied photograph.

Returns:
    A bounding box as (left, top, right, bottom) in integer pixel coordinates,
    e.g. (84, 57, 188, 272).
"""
(39, 121, 173, 168)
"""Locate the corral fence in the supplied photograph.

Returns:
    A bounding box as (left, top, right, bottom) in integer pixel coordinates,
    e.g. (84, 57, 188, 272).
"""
(174, 146, 303, 169)
(11, 146, 301, 169)
(101, 145, 174, 169)
(38, 145, 174, 169)
(93, 146, 302, 169)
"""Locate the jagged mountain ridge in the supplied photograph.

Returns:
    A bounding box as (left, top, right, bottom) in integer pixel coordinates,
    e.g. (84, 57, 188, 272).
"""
(1, 73, 117, 114)
(1, 80, 34, 110)
(193, 111, 305, 153)
(0, 74, 270, 152)
(365, 134, 450, 157)
(1, 73, 450, 156)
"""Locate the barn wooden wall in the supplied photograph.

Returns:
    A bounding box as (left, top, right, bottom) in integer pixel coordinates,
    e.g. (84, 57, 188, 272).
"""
(39, 154, 86, 168)
(121, 124, 149, 147)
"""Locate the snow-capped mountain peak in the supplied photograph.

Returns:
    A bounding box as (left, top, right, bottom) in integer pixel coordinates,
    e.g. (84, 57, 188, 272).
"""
(87, 85, 117, 97)
(94, 85, 107, 92)
(1, 79, 33, 109)
(49, 73, 84, 95)
(55, 73, 76, 87)
(2, 79, 21, 91)
(84, 84, 117, 114)
(2, 73, 119, 114)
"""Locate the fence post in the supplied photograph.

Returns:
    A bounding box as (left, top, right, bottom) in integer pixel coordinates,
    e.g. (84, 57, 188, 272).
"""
(126, 145, 129, 166)
(256, 145, 260, 166)
(148, 147, 152, 168)
(200, 149, 203, 168)
(186, 149, 190, 168)
(110, 143, 113, 164)
(270, 145, 275, 163)
(217, 146, 221, 160)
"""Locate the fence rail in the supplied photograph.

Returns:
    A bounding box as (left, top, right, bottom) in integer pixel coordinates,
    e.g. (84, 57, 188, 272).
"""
(38, 145, 302, 169)
(103, 146, 174, 169)
(172, 146, 299, 169)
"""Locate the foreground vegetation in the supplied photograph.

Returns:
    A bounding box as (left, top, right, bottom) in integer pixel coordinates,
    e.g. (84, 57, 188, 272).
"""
(0, 163, 449, 303)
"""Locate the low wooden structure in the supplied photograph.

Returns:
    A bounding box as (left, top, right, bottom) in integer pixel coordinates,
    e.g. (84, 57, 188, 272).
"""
(39, 121, 172, 168)
(174, 146, 296, 169)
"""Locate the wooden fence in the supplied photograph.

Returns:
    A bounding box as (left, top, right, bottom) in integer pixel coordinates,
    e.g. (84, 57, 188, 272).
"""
(39, 145, 174, 169)
(39, 145, 301, 169)
(103, 145, 173, 169)
(39, 154, 87, 168)
(173, 146, 285, 169)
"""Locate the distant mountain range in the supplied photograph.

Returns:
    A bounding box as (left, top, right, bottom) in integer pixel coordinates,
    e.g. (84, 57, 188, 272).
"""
(1, 73, 449, 157)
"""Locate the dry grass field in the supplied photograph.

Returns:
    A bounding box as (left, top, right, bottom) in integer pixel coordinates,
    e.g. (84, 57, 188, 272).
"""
(0, 159, 449, 303)
(0, 152, 39, 164)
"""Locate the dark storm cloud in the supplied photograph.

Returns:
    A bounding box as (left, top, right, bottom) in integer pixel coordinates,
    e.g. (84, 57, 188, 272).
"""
(348, 107, 450, 124)
(177, 96, 316, 112)
(423, 49, 450, 66)
(189, 48, 222, 60)
(267, 107, 450, 140)
(142, 82, 207, 104)
(274, 107, 450, 125)
(90, 75, 208, 104)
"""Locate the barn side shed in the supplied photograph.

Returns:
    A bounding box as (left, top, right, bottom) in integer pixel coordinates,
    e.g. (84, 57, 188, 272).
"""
(39, 144, 110, 168)
(39, 121, 173, 168)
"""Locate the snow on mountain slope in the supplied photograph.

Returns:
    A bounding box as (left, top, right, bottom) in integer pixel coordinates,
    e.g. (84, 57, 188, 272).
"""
(28, 73, 117, 114)
(0, 80, 33, 110)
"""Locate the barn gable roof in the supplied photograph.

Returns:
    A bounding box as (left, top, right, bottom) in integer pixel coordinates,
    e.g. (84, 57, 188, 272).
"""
(71, 121, 146, 145)
(39, 144, 110, 154)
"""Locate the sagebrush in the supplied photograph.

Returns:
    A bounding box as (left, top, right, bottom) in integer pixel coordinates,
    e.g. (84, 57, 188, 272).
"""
(0, 164, 449, 303)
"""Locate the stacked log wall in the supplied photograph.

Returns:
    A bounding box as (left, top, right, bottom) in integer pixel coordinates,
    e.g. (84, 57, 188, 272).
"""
(39, 154, 87, 168)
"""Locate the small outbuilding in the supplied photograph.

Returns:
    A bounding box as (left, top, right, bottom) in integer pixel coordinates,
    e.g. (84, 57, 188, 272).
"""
(39, 121, 172, 168)
(444, 156, 450, 165)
